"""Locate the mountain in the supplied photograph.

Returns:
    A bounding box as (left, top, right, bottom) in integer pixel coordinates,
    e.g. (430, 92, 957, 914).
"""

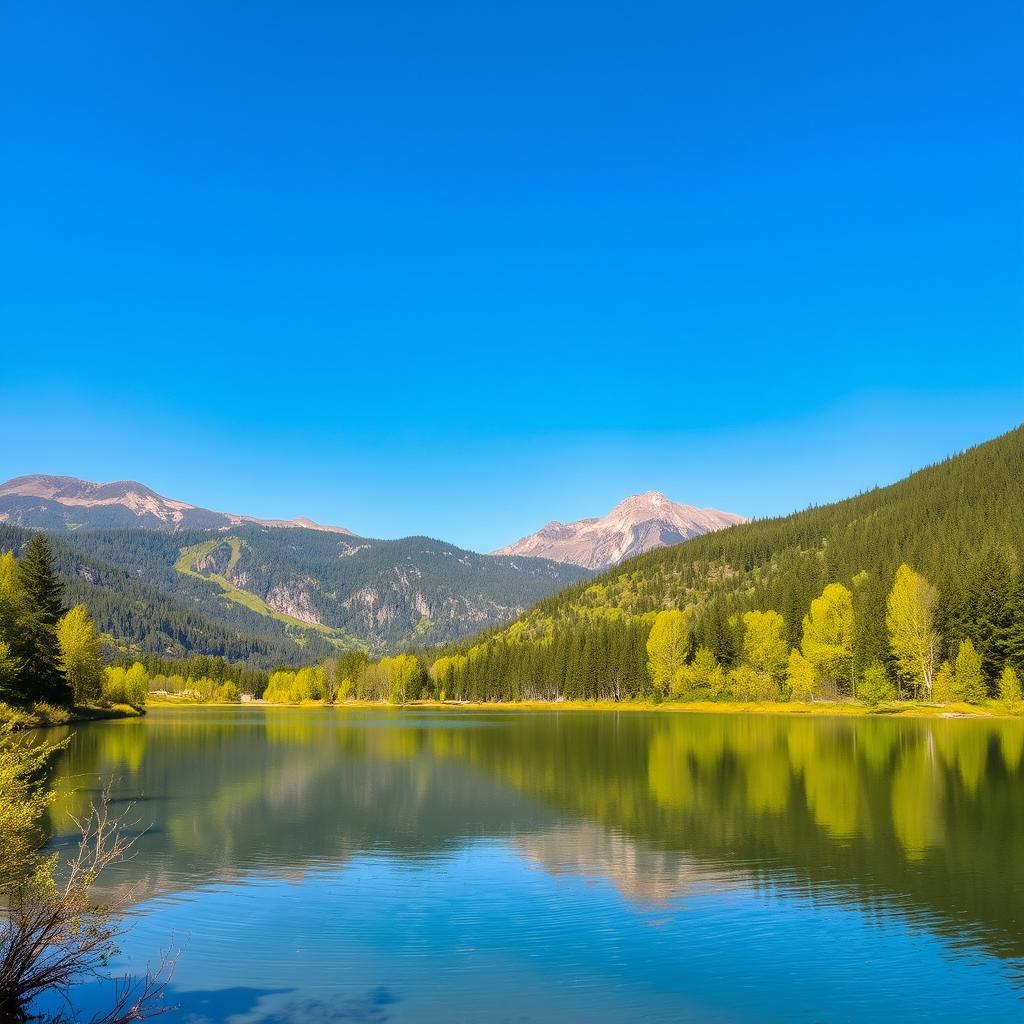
(0, 475, 353, 535)
(493, 491, 746, 570)
(0, 518, 591, 666)
(433, 425, 1024, 701)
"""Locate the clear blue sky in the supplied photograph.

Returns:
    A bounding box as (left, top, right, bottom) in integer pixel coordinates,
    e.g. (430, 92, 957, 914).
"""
(2, 2, 1022, 551)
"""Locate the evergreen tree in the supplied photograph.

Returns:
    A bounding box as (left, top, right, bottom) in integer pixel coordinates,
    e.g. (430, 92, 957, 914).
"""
(18, 534, 71, 706)
(959, 547, 1015, 683)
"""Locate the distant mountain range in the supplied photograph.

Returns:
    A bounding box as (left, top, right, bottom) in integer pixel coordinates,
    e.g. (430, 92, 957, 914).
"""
(0, 475, 353, 534)
(0, 475, 593, 665)
(0, 474, 748, 664)
(493, 491, 746, 570)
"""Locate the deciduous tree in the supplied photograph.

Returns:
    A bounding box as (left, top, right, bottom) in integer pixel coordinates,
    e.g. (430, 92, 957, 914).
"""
(886, 564, 938, 699)
(57, 604, 104, 705)
(646, 610, 691, 696)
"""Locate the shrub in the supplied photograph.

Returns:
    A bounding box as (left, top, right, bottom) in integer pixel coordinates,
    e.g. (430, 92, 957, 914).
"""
(728, 665, 782, 702)
(858, 663, 896, 705)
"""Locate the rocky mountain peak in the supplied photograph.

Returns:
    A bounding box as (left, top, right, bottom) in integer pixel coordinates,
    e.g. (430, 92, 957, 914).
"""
(493, 492, 746, 571)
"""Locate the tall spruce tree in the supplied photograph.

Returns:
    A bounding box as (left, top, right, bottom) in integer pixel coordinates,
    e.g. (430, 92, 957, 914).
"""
(960, 547, 1015, 683)
(18, 534, 72, 706)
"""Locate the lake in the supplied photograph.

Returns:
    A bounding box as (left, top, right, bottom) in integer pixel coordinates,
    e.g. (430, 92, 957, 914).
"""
(41, 707, 1024, 1022)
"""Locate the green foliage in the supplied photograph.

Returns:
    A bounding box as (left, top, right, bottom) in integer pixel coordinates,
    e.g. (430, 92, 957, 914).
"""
(858, 663, 897, 705)
(646, 610, 691, 696)
(801, 583, 855, 696)
(932, 661, 955, 703)
(0, 541, 72, 706)
(742, 610, 788, 681)
(953, 639, 987, 704)
(670, 646, 726, 701)
(999, 665, 1022, 705)
(56, 604, 104, 704)
(886, 564, 940, 699)
(786, 649, 817, 701)
(217, 681, 239, 703)
(101, 662, 148, 708)
(728, 664, 782, 702)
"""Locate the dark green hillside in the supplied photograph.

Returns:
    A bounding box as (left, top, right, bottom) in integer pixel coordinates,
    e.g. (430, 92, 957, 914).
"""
(431, 425, 1024, 701)
(0, 523, 336, 668)
(536, 424, 1022, 629)
(0, 519, 590, 664)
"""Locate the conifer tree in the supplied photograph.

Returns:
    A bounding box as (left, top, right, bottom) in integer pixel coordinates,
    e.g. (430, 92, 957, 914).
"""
(18, 534, 71, 706)
(959, 547, 1015, 683)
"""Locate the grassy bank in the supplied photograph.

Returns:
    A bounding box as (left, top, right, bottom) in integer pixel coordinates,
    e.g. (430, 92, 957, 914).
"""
(0, 700, 145, 730)
(144, 695, 1024, 719)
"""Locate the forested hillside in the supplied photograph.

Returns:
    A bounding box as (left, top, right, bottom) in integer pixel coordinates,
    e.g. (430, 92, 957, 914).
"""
(426, 425, 1024, 703)
(0, 521, 590, 665)
(0, 523, 336, 668)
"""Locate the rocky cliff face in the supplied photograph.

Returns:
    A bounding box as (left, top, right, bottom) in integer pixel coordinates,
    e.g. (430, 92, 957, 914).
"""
(493, 491, 746, 571)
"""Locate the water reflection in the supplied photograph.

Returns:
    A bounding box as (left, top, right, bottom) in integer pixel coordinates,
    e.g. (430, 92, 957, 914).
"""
(43, 709, 1024, 1019)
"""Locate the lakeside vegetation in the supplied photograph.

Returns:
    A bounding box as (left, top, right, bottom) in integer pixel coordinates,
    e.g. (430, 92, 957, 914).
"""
(417, 426, 1024, 709)
(165, 426, 1021, 716)
(0, 536, 148, 728)
(2, 428, 1022, 720)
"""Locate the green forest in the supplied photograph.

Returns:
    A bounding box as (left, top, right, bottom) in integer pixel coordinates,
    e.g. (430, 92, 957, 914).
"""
(0, 521, 589, 667)
(417, 425, 1024, 704)
(285, 424, 1022, 708)
(3, 425, 1023, 712)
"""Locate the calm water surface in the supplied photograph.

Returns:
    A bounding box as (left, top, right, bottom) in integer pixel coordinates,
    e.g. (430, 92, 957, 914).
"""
(41, 708, 1024, 1022)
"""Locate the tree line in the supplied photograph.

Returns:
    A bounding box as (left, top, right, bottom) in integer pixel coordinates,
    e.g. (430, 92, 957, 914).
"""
(261, 555, 1022, 708)
(422, 560, 1023, 706)
(0, 535, 151, 711)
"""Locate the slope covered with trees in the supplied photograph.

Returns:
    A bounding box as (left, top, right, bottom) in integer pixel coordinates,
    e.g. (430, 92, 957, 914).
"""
(422, 425, 1024, 703)
(0, 522, 590, 665)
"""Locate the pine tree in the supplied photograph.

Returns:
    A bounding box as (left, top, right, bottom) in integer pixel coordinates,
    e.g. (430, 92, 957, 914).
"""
(960, 547, 1015, 683)
(18, 534, 72, 706)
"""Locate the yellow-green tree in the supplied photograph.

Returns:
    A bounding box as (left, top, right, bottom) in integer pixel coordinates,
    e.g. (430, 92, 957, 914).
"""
(932, 661, 955, 702)
(101, 665, 127, 705)
(381, 654, 424, 705)
(801, 583, 855, 695)
(857, 663, 896, 705)
(953, 639, 986, 704)
(742, 610, 788, 682)
(123, 662, 149, 707)
(727, 663, 781, 701)
(0, 553, 27, 702)
(217, 681, 239, 703)
(999, 665, 1022, 705)
(56, 604, 104, 705)
(786, 649, 817, 701)
(646, 609, 691, 696)
(671, 646, 725, 700)
(885, 564, 938, 699)
(431, 655, 468, 701)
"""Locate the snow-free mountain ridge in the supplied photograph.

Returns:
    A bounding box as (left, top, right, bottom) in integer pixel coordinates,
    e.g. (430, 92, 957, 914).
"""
(493, 491, 746, 570)
(0, 475, 353, 535)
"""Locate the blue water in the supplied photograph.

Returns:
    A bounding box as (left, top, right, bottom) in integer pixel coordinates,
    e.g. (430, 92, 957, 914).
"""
(40, 708, 1024, 1022)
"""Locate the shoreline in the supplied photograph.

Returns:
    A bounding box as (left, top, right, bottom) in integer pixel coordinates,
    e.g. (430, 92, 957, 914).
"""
(1, 701, 144, 731)
(144, 696, 1024, 720)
